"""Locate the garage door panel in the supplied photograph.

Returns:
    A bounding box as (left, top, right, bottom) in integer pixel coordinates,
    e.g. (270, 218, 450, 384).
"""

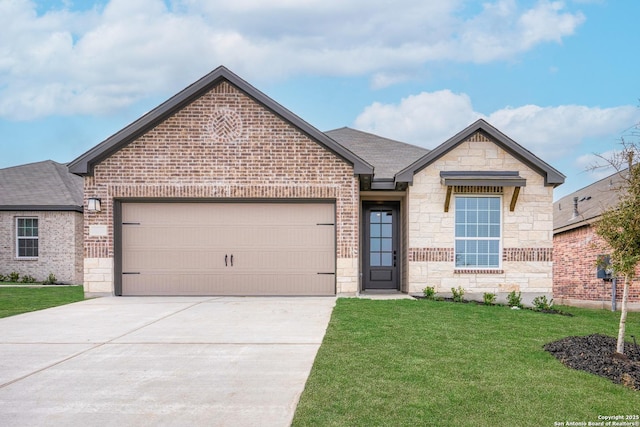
(120, 202, 335, 296)
(220, 273, 334, 296)
(123, 272, 334, 296)
(230, 249, 334, 271)
(123, 226, 236, 249)
(122, 273, 230, 296)
(122, 250, 227, 272)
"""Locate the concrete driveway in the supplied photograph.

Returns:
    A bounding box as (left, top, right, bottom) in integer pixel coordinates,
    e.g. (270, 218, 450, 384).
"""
(0, 296, 335, 426)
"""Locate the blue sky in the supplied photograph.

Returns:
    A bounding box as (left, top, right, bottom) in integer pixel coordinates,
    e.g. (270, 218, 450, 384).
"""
(1, 0, 639, 199)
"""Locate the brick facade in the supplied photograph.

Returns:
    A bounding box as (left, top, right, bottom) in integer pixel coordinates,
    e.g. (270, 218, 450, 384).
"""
(83, 81, 359, 295)
(553, 224, 640, 309)
(0, 211, 83, 283)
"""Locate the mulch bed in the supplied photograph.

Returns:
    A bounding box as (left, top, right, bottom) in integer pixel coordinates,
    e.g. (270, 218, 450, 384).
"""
(544, 334, 640, 390)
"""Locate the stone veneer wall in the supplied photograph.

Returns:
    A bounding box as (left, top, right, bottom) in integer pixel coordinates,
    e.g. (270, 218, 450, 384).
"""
(83, 81, 359, 295)
(0, 211, 83, 283)
(407, 132, 554, 299)
(553, 224, 640, 309)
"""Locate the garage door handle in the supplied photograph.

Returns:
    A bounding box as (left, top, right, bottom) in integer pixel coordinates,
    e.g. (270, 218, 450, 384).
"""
(225, 254, 228, 267)
(230, 254, 234, 267)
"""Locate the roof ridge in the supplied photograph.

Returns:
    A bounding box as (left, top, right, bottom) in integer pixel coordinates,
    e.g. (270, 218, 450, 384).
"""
(52, 161, 84, 207)
(0, 159, 55, 171)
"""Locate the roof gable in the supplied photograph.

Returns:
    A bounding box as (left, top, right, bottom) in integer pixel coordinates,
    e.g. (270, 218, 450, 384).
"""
(395, 119, 565, 187)
(69, 66, 373, 176)
(0, 160, 83, 211)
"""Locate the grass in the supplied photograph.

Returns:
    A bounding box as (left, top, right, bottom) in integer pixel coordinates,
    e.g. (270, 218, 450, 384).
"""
(292, 299, 640, 426)
(0, 286, 85, 318)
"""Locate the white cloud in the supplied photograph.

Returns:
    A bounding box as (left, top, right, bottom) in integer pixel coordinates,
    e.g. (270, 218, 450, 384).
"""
(354, 91, 639, 161)
(354, 91, 482, 146)
(0, 0, 586, 119)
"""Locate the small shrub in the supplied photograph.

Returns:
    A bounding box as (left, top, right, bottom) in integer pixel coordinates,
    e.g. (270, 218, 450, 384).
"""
(423, 286, 436, 300)
(532, 295, 554, 311)
(451, 286, 465, 303)
(9, 272, 20, 282)
(20, 275, 36, 283)
(0, 274, 6, 282)
(43, 273, 57, 285)
(483, 292, 497, 306)
(507, 291, 522, 308)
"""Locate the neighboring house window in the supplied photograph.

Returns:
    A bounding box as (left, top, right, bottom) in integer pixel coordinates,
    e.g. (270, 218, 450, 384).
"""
(455, 196, 501, 268)
(16, 218, 38, 258)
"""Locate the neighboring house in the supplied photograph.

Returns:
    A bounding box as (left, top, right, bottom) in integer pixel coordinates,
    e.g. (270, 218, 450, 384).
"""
(553, 170, 640, 310)
(0, 160, 84, 283)
(68, 66, 564, 300)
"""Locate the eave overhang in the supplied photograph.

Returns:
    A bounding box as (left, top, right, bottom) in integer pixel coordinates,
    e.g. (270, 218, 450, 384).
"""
(0, 205, 83, 213)
(395, 119, 565, 188)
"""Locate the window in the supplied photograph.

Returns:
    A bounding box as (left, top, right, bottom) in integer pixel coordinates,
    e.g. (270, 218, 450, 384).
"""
(16, 218, 38, 258)
(455, 196, 501, 268)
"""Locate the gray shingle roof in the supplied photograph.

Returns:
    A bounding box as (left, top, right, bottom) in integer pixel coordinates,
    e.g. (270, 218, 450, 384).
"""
(553, 169, 628, 233)
(325, 127, 429, 180)
(0, 160, 83, 211)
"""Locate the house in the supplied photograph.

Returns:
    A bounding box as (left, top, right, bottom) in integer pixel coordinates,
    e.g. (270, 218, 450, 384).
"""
(69, 66, 564, 300)
(0, 160, 84, 283)
(553, 170, 640, 310)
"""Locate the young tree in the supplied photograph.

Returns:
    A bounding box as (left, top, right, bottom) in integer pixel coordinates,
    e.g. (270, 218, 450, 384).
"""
(593, 140, 640, 354)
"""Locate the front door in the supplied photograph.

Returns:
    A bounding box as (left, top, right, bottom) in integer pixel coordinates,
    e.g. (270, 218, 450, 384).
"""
(363, 202, 399, 290)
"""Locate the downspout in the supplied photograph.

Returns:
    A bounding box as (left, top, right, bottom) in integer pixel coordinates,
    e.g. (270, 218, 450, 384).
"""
(611, 277, 617, 312)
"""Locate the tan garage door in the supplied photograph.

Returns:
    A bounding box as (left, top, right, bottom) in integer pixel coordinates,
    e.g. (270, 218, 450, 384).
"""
(119, 202, 335, 296)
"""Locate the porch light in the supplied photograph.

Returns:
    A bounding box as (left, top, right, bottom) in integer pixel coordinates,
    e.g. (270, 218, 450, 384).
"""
(87, 198, 102, 212)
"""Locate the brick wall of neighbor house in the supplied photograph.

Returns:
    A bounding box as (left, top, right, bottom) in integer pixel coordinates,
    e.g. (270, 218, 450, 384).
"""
(83, 81, 359, 295)
(553, 224, 640, 309)
(0, 211, 83, 283)
(407, 132, 554, 302)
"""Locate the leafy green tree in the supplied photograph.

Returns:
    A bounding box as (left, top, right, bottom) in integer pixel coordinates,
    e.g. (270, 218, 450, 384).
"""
(594, 141, 640, 354)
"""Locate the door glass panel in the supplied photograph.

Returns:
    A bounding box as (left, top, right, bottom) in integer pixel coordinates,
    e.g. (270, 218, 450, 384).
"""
(370, 224, 380, 237)
(381, 253, 393, 266)
(370, 239, 380, 251)
(381, 238, 392, 251)
(370, 253, 381, 267)
(381, 224, 392, 237)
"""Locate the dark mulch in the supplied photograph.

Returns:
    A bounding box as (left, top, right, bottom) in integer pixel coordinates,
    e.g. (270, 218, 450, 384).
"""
(544, 334, 640, 390)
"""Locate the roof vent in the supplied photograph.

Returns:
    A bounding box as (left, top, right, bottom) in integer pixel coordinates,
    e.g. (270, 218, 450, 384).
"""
(571, 196, 579, 219)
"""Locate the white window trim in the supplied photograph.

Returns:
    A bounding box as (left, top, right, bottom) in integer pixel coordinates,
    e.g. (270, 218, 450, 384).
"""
(16, 217, 39, 259)
(454, 195, 503, 270)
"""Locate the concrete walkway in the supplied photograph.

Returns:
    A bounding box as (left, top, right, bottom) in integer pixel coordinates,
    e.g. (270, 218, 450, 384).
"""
(0, 296, 335, 426)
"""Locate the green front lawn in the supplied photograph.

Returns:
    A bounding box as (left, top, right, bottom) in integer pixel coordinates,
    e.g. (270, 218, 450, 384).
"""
(0, 286, 85, 318)
(293, 299, 640, 426)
